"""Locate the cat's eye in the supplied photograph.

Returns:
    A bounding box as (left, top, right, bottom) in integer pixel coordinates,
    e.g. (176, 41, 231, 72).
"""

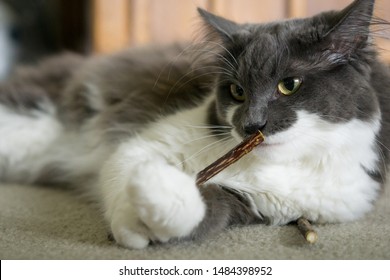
(277, 77, 302, 96)
(230, 84, 246, 102)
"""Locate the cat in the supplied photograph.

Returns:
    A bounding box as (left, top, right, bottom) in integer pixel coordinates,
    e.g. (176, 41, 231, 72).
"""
(1, 0, 390, 249)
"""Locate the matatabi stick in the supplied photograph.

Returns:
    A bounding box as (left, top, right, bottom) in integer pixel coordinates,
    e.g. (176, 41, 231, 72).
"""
(297, 217, 318, 244)
(195, 130, 318, 244)
(196, 131, 265, 186)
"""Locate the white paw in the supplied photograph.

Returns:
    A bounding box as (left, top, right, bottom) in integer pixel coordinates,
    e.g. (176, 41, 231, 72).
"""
(102, 151, 206, 249)
(110, 202, 151, 249)
(128, 163, 206, 242)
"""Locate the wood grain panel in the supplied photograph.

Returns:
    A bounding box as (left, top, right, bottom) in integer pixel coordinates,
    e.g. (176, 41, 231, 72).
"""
(209, 0, 286, 23)
(130, 0, 208, 46)
(306, 0, 353, 16)
(129, 0, 152, 46)
(375, 0, 390, 62)
(288, 0, 353, 18)
(288, 0, 308, 18)
(91, 0, 390, 62)
(92, 0, 130, 53)
(151, 0, 208, 43)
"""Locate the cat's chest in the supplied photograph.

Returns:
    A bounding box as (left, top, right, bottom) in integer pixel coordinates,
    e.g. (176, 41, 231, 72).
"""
(151, 102, 382, 225)
(206, 146, 381, 225)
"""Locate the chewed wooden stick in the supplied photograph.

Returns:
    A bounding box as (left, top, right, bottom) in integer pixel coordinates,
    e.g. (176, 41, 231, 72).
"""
(195, 130, 318, 244)
(196, 131, 265, 186)
(297, 217, 318, 244)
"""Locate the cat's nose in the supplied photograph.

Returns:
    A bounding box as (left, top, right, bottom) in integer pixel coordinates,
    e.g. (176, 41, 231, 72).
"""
(244, 121, 267, 135)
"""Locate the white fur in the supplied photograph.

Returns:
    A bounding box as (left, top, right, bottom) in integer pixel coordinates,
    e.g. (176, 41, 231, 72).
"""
(213, 110, 382, 225)
(0, 105, 62, 182)
(0, 104, 110, 186)
(99, 136, 207, 249)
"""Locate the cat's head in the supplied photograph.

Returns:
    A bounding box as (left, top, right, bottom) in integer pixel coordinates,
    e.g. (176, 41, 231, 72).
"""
(200, 0, 384, 159)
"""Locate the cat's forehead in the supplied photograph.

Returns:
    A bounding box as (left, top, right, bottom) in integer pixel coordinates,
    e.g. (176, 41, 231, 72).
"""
(244, 19, 323, 53)
(235, 29, 291, 82)
(252, 13, 331, 40)
(237, 34, 282, 78)
(234, 15, 331, 80)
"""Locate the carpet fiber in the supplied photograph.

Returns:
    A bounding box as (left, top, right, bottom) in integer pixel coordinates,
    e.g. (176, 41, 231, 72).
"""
(0, 183, 389, 259)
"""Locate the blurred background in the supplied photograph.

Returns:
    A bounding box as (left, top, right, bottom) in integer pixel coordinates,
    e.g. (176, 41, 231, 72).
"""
(0, 0, 389, 80)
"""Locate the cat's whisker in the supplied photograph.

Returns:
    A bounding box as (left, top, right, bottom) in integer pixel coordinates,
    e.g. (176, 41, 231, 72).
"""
(184, 124, 232, 129)
(153, 44, 236, 94)
(176, 136, 233, 168)
(370, 143, 389, 182)
(190, 65, 234, 77)
(168, 71, 234, 97)
(159, 69, 231, 109)
(197, 40, 239, 67)
(370, 138, 390, 181)
(211, 138, 243, 161)
(167, 65, 232, 91)
(182, 132, 231, 145)
(167, 63, 233, 90)
(153, 44, 198, 89)
(182, 47, 237, 72)
(213, 78, 240, 88)
(188, 128, 231, 135)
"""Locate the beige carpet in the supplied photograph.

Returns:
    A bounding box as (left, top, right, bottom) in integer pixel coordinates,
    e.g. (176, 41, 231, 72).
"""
(0, 182, 389, 260)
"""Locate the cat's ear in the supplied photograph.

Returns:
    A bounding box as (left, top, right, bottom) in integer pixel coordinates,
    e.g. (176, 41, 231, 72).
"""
(197, 8, 241, 42)
(322, 0, 375, 62)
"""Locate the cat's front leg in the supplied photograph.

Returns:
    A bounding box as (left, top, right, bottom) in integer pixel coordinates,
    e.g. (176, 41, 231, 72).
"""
(99, 139, 206, 249)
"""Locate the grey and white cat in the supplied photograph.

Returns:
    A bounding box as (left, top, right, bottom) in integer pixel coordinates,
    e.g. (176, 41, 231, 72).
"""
(1, 0, 390, 249)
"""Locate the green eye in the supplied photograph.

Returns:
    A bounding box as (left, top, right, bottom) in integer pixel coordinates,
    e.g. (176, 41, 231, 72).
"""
(277, 77, 302, 96)
(230, 84, 246, 101)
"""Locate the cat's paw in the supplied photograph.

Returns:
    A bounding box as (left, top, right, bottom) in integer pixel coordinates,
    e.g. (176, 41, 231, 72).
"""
(104, 160, 206, 249)
(110, 203, 151, 249)
(127, 163, 206, 243)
